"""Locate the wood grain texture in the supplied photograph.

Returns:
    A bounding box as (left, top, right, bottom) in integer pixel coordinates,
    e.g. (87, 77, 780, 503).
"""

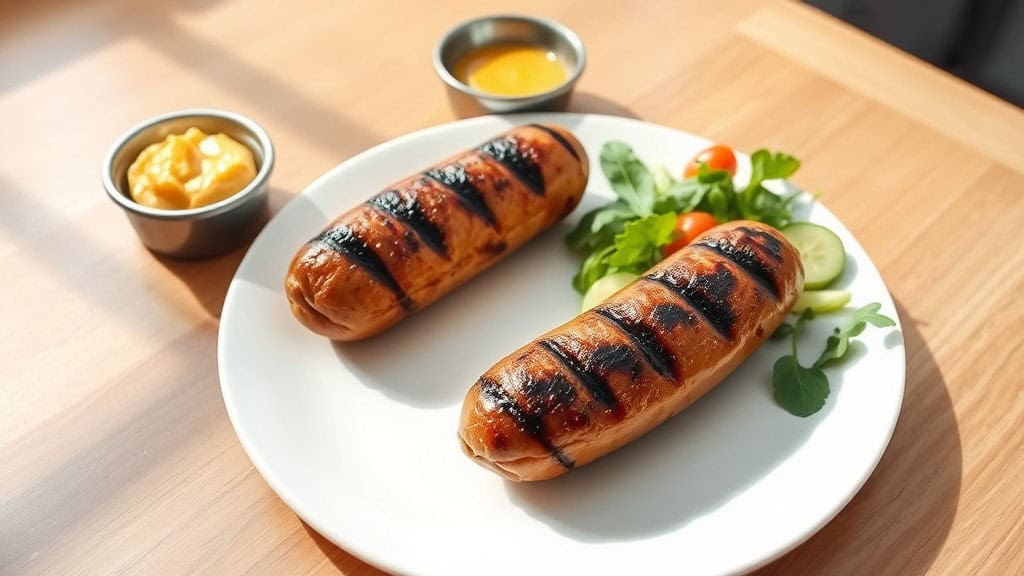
(2, 0, 1022, 574)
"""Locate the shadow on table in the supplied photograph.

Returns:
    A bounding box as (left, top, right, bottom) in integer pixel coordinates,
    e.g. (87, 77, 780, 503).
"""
(753, 299, 962, 575)
(301, 521, 390, 576)
(151, 186, 295, 319)
(152, 243, 250, 320)
(568, 91, 641, 119)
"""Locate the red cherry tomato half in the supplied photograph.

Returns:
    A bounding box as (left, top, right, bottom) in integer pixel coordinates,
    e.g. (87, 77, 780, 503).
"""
(683, 145, 737, 178)
(663, 211, 718, 257)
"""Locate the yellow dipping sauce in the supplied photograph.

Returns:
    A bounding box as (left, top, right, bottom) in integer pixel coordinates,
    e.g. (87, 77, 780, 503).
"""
(127, 127, 256, 210)
(453, 43, 568, 97)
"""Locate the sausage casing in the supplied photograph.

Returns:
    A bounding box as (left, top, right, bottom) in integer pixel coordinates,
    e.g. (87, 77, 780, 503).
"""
(286, 124, 589, 340)
(458, 221, 804, 481)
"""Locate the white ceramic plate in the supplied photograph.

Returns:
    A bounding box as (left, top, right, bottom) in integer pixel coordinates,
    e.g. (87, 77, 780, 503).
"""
(219, 113, 904, 576)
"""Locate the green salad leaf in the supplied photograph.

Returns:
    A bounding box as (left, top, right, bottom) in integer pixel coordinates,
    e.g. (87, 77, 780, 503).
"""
(813, 303, 897, 369)
(599, 142, 656, 217)
(572, 245, 615, 294)
(772, 356, 830, 418)
(745, 150, 800, 195)
(565, 140, 894, 419)
(772, 303, 896, 417)
(567, 141, 806, 294)
(565, 202, 633, 252)
(608, 213, 676, 270)
(737, 150, 801, 228)
(571, 213, 676, 294)
(772, 309, 829, 417)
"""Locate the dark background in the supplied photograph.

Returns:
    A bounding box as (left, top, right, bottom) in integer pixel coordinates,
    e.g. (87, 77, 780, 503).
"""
(808, 0, 1023, 107)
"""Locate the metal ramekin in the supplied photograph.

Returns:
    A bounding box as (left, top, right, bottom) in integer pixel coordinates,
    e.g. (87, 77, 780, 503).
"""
(103, 109, 275, 259)
(434, 14, 586, 117)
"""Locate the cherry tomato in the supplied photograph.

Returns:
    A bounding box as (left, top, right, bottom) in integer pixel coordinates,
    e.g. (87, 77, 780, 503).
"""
(683, 145, 737, 178)
(663, 212, 718, 256)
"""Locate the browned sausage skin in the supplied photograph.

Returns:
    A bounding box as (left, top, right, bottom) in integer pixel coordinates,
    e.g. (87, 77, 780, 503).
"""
(458, 221, 804, 481)
(286, 124, 589, 341)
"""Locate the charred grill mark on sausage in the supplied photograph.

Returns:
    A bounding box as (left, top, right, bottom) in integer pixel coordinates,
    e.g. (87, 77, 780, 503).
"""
(691, 239, 781, 299)
(591, 305, 678, 381)
(650, 303, 697, 331)
(479, 135, 546, 196)
(735, 225, 784, 262)
(527, 124, 581, 162)
(538, 339, 621, 410)
(315, 225, 412, 310)
(367, 189, 448, 258)
(589, 344, 643, 382)
(478, 376, 575, 469)
(645, 262, 738, 340)
(425, 164, 498, 228)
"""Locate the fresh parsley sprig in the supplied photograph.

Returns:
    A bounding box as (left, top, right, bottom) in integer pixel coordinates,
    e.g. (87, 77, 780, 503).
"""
(772, 303, 896, 417)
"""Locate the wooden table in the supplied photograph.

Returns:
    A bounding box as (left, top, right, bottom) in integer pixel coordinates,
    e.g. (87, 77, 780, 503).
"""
(4, 0, 1023, 573)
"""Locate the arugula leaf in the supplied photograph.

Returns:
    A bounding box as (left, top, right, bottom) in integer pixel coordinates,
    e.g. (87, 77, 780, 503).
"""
(654, 179, 703, 214)
(592, 203, 634, 235)
(694, 164, 730, 184)
(600, 142, 655, 217)
(772, 356, 829, 417)
(566, 207, 602, 250)
(852, 302, 898, 327)
(813, 303, 897, 369)
(565, 202, 634, 252)
(680, 165, 746, 223)
(772, 308, 829, 417)
(773, 303, 896, 417)
(572, 245, 614, 294)
(745, 187, 794, 229)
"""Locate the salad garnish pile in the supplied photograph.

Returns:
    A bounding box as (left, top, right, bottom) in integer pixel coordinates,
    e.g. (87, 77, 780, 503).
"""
(567, 141, 895, 416)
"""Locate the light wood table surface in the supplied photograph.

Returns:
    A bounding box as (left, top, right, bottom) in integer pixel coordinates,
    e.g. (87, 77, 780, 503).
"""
(3, 0, 1023, 574)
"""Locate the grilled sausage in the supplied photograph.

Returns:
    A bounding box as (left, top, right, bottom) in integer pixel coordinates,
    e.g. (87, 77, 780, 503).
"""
(458, 221, 803, 481)
(286, 124, 589, 341)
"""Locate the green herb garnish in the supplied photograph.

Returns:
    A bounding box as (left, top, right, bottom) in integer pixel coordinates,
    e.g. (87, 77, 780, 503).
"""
(772, 303, 896, 417)
(566, 142, 802, 293)
(571, 213, 675, 293)
(599, 142, 656, 217)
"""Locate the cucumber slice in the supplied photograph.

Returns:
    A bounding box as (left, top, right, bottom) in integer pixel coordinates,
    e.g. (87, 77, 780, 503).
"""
(793, 289, 851, 313)
(581, 272, 639, 312)
(782, 222, 846, 289)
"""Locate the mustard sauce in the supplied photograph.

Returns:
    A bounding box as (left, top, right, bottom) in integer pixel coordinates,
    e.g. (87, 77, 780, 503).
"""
(127, 127, 256, 210)
(453, 43, 568, 97)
